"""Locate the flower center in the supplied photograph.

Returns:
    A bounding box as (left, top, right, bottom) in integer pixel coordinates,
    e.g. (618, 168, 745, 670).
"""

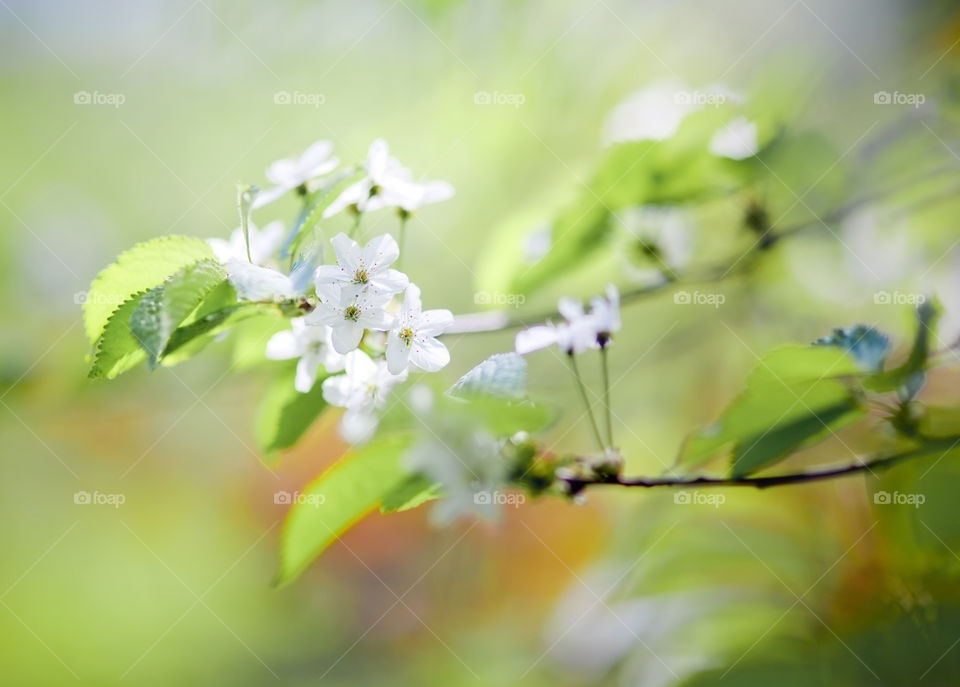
(343, 305, 361, 322)
(354, 267, 369, 284)
(399, 327, 414, 346)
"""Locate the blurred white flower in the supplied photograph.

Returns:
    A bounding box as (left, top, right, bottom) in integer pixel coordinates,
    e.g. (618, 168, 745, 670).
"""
(265, 318, 345, 393)
(323, 138, 453, 218)
(619, 205, 693, 285)
(313, 232, 409, 299)
(252, 140, 340, 209)
(604, 82, 698, 145)
(386, 284, 454, 374)
(322, 350, 407, 442)
(206, 220, 285, 265)
(404, 426, 505, 524)
(516, 286, 621, 355)
(305, 282, 393, 354)
(709, 116, 758, 159)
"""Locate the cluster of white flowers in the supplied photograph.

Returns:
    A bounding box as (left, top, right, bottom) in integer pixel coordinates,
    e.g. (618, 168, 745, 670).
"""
(205, 139, 456, 443)
(515, 285, 621, 356)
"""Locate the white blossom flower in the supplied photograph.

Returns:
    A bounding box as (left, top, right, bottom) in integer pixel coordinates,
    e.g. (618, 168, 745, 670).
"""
(207, 220, 285, 265)
(265, 318, 345, 392)
(709, 117, 758, 159)
(515, 286, 621, 355)
(322, 350, 408, 442)
(323, 138, 453, 218)
(386, 284, 454, 374)
(252, 140, 339, 209)
(313, 232, 408, 299)
(305, 282, 393, 354)
(618, 205, 693, 285)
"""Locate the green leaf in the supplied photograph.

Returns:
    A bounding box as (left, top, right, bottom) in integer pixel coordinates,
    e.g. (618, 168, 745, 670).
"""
(380, 474, 442, 514)
(84, 235, 214, 344)
(730, 400, 863, 478)
(254, 364, 328, 457)
(285, 170, 364, 258)
(129, 259, 227, 368)
(449, 352, 527, 398)
(679, 345, 866, 475)
(88, 292, 148, 379)
(278, 435, 413, 584)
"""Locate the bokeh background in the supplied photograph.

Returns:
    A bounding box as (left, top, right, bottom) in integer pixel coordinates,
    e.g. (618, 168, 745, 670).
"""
(5, 0, 960, 684)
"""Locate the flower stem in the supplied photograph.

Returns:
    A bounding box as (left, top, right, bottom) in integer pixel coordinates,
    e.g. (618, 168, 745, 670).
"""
(349, 212, 362, 239)
(600, 343, 614, 447)
(398, 215, 408, 270)
(568, 353, 605, 452)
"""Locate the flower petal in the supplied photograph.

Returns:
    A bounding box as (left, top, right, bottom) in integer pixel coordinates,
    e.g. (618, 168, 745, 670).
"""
(265, 330, 299, 360)
(331, 321, 364, 354)
(386, 332, 411, 375)
(330, 232, 361, 272)
(362, 233, 400, 271)
(418, 309, 454, 336)
(321, 374, 354, 407)
(409, 336, 450, 372)
(295, 355, 321, 393)
(515, 325, 559, 355)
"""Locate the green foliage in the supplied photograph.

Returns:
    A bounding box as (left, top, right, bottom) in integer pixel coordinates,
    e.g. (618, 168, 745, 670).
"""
(285, 170, 364, 258)
(129, 259, 227, 368)
(277, 435, 413, 584)
(88, 291, 148, 379)
(254, 364, 328, 457)
(380, 474, 442, 514)
(680, 345, 866, 476)
(83, 235, 214, 344)
(449, 352, 528, 398)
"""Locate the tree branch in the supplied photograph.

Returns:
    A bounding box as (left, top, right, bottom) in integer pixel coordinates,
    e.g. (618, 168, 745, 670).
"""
(559, 437, 960, 494)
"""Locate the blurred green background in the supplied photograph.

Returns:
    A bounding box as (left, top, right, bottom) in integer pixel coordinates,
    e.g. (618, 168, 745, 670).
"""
(5, 0, 960, 684)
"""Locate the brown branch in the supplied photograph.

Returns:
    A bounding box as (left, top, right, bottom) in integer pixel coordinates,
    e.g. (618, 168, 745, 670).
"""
(559, 437, 960, 494)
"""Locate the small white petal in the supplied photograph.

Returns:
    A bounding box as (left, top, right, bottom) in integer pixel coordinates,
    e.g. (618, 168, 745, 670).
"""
(265, 330, 300, 360)
(410, 336, 450, 372)
(418, 309, 454, 337)
(331, 321, 364, 353)
(339, 410, 378, 444)
(295, 355, 321, 392)
(516, 325, 560, 355)
(386, 333, 411, 374)
(361, 233, 400, 271)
